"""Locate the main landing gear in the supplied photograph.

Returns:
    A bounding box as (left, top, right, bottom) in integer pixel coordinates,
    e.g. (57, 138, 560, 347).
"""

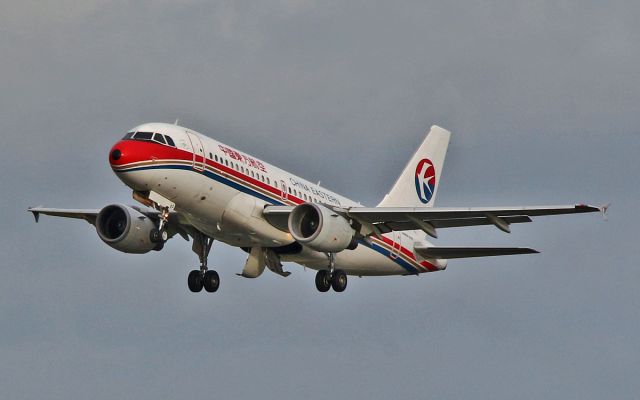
(187, 232, 219, 293)
(315, 253, 347, 293)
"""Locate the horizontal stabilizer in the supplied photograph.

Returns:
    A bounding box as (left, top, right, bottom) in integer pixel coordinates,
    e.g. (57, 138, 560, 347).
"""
(414, 245, 539, 259)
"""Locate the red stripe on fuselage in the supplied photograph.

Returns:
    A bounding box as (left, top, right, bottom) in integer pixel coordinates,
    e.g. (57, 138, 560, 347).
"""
(110, 139, 297, 203)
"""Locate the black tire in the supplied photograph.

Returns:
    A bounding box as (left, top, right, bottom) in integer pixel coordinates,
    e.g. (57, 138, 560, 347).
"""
(153, 241, 165, 251)
(315, 270, 331, 292)
(331, 269, 347, 292)
(150, 228, 162, 243)
(203, 270, 220, 293)
(187, 270, 203, 292)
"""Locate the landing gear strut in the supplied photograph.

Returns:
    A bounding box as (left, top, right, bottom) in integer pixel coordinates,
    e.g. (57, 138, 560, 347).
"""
(149, 206, 170, 251)
(188, 231, 219, 293)
(315, 253, 347, 293)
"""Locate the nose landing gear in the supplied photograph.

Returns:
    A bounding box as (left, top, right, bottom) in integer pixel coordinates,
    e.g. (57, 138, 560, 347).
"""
(149, 205, 170, 251)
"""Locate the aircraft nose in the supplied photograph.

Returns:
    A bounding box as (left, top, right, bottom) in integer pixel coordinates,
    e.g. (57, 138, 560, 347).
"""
(111, 148, 122, 160)
(109, 140, 129, 167)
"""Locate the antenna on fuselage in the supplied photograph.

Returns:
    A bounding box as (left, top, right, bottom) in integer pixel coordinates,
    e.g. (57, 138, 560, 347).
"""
(174, 118, 180, 125)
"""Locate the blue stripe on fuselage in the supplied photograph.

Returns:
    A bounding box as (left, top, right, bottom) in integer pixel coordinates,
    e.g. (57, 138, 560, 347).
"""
(116, 164, 419, 274)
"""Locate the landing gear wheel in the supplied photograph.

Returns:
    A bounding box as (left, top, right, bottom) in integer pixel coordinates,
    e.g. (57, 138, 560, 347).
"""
(153, 241, 165, 251)
(315, 270, 331, 292)
(150, 228, 168, 243)
(203, 270, 220, 293)
(331, 269, 347, 292)
(187, 270, 203, 293)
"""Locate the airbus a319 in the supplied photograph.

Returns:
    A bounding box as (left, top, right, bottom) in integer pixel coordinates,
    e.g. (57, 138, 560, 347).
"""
(29, 123, 603, 294)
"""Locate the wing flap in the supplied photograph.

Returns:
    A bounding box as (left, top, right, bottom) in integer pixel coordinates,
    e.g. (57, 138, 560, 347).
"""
(414, 245, 539, 259)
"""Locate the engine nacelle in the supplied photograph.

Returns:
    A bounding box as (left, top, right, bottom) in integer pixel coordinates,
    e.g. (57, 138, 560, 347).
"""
(96, 204, 158, 254)
(288, 203, 356, 253)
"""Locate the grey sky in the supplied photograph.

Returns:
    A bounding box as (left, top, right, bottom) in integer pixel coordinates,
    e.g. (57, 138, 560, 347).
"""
(1, 1, 638, 399)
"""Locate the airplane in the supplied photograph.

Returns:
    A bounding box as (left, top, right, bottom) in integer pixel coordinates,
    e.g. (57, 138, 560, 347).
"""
(29, 123, 604, 294)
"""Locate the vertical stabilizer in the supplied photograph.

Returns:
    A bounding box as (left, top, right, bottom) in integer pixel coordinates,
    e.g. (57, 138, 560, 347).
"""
(378, 125, 451, 207)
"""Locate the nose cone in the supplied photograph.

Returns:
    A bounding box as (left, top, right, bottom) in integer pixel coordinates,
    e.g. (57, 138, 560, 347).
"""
(109, 140, 132, 168)
(109, 140, 147, 191)
(111, 148, 122, 161)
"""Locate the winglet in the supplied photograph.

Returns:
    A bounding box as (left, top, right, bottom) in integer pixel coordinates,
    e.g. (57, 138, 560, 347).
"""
(600, 203, 611, 221)
(28, 207, 40, 223)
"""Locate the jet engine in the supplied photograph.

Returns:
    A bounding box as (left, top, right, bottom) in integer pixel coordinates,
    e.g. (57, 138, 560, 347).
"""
(96, 204, 158, 254)
(288, 203, 356, 253)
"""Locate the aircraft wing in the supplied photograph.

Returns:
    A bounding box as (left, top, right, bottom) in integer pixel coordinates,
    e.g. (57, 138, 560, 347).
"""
(346, 204, 600, 236)
(28, 208, 101, 224)
(263, 204, 602, 237)
(28, 206, 193, 241)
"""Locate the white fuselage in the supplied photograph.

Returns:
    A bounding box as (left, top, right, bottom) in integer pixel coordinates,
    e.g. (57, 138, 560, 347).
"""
(110, 123, 442, 276)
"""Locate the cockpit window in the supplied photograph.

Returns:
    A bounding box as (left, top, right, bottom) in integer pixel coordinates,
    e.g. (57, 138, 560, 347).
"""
(164, 135, 176, 147)
(134, 132, 153, 140)
(153, 133, 166, 144)
(127, 130, 175, 147)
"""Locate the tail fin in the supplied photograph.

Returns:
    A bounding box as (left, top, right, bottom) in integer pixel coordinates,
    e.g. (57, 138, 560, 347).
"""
(378, 125, 451, 207)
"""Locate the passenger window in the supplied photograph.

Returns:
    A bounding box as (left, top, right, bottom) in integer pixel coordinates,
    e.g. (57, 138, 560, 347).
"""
(214, 155, 218, 162)
(266, 177, 270, 185)
(153, 133, 166, 144)
(134, 132, 153, 140)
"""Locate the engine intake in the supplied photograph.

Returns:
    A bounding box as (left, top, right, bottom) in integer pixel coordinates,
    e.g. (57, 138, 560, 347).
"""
(288, 203, 356, 253)
(96, 204, 158, 254)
